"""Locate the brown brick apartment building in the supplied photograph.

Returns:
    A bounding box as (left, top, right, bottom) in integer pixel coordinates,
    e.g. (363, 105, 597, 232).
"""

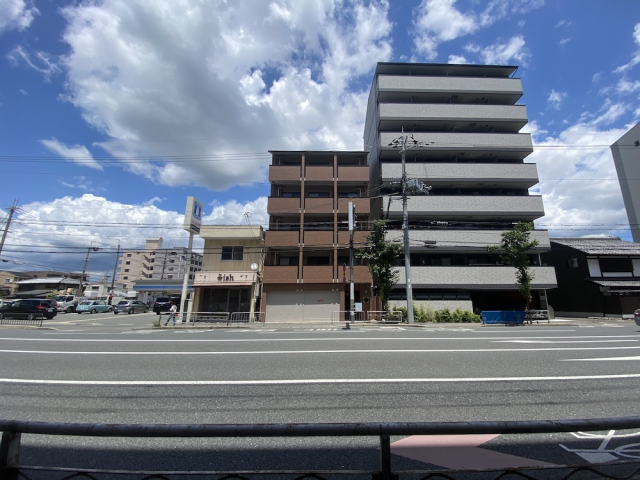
(261, 151, 374, 322)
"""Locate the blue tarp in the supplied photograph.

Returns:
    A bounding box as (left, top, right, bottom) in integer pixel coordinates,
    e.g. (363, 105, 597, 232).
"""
(481, 311, 525, 324)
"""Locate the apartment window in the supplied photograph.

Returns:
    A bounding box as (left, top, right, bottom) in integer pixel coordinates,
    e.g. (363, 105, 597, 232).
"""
(567, 257, 579, 269)
(306, 256, 331, 266)
(282, 191, 301, 198)
(278, 256, 299, 266)
(126, 254, 132, 257)
(222, 246, 244, 261)
(125, 261, 131, 265)
(167, 275, 173, 279)
(123, 276, 128, 280)
(168, 267, 174, 271)
(124, 269, 129, 273)
(308, 192, 331, 198)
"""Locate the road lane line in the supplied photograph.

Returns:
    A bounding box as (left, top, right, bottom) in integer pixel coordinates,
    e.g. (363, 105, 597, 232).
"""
(495, 340, 638, 344)
(563, 356, 640, 361)
(2, 335, 639, 343)
(0, 374, 640, 385)
(2, 346, 640, 354)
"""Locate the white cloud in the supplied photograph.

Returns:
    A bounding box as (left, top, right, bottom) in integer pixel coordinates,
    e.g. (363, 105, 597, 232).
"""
(54, 0, 392, 191)
(547, 89, 567, 110)
(614, 23, 640, 73)
(19, 89, 27, 95)
(142, 197, 163, 207)
(0, 0, 38, 32)
(530, 123, 629, 238)
(465, 35, 529, 66)
(7, 45, 60, 81)
(40, 138, 103, 171)
(559, 37, 571, 46)
(411, 0, 542, 59)
(448, 54, 469, 64)
(2, 194, 268, 276)
(554, 19, 573, 29)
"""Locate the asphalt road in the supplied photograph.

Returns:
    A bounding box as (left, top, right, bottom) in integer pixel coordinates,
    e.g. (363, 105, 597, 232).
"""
(1, 313, 640, 477)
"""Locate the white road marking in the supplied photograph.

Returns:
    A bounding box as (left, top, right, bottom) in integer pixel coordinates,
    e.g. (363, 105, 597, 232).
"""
(4, 335, 639, 343)
(496, 340, 637, 344)
(0, 373, 639, 386)
(3, 346, 640, 355)
(563, 356, 640, 361)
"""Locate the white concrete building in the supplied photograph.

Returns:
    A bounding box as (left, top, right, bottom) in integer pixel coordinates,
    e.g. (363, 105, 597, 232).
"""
(611, 123, 640, 242)
(364, 62, 557, 312)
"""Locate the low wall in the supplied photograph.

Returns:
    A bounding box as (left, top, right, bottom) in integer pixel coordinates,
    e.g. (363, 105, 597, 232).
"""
(388, 300, 473, 312)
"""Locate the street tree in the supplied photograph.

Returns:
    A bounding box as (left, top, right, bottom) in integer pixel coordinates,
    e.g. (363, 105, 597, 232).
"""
(356, 219, 403, 310)
(487, 221, 539, 309)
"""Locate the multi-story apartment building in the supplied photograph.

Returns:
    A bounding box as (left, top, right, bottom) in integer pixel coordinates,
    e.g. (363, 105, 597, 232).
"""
(364, 62, 557, 312)
(262, 151, 373, 321)
(611, 122, 640, 242)
(116, 237, 203, 290)
(192, 225, 264, 319)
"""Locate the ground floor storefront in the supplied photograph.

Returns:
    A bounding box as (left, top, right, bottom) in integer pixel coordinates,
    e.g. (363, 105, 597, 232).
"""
(261, 283, 376, 322)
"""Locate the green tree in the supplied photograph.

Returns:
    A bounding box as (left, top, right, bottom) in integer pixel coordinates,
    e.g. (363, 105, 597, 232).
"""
(487, 222, 539, 308)
(356, 220, 403, 310)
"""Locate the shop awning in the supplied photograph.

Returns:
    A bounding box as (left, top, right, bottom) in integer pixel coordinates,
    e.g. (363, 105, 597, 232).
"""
(132, 285, 193, 291)
(194, 282, 253, 287)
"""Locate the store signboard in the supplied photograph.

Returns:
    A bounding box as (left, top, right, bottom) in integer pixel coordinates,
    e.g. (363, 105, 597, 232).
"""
(184, 196, 203, 234)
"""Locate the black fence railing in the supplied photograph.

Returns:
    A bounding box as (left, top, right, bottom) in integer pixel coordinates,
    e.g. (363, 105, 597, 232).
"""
(2, 417, 640, 479)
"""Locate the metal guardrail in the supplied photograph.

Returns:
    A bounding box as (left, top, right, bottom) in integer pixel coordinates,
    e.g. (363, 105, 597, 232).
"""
(2, 417, 640, 479)
(0, 314, 44, 327)
(525, 309, 550, 324)
(330, 311, 403, 325)
(164, 312, 265, 326)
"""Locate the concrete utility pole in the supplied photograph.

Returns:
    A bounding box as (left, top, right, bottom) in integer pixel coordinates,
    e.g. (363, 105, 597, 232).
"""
(348, 201, 356, 324)
(388, 130, 431, 324)
(0, 199, 18, 256)
(79, 245, 99, 295)
(110, 241, 120, 292)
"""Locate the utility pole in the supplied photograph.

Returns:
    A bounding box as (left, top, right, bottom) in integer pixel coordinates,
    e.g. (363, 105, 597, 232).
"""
(79, 245, 99, 295)
(110, 241, 120, 292)
(388, 130, 432, 324)
(348, 201, 356, 325)
(0, 199, 18, 256)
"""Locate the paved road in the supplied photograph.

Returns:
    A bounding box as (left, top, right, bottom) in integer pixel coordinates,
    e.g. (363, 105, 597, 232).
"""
(1, 314, 639, 477)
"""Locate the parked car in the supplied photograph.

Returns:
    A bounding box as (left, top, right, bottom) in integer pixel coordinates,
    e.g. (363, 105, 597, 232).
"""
(113, 300, 148, 315)
(153, 296, 181, 315)
(635, 309, 640, 326)
(0, 298, 58, 320)
(76, 300, 113, 314)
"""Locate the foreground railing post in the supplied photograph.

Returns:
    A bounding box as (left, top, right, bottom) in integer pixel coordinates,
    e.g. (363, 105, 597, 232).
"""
(0, 431, 20, 480)
(379, 434, 391, 480)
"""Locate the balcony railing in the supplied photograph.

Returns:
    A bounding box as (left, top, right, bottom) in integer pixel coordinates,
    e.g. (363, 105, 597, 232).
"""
(267, 197, 301, 214)
(262, 265, 299, 283)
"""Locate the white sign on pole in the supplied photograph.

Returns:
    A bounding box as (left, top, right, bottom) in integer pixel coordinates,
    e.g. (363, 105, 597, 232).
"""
(184, 197, 203, 234)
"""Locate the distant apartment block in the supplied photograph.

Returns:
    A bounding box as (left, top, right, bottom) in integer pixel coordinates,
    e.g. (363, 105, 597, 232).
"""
(611, 122, 640, 242)
(364, 62, 557, 312)
(116, 237, 203, 290)
(262, 151, 373, 321)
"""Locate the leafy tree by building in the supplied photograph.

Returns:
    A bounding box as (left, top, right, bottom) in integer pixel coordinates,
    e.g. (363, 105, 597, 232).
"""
(487, 222, 539, 308)
(356, 220, 403, 310)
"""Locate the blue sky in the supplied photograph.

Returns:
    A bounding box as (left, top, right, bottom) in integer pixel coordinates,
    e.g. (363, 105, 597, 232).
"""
(1, 0, 639, 279)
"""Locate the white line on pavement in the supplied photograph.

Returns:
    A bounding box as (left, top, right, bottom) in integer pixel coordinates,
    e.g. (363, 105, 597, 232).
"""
(2, 346, 640, 355)
(495, 340, 638, 344)
(0, 374, 639, 386)
(562, 356, 640, 361)
(3, 335, 639, 343)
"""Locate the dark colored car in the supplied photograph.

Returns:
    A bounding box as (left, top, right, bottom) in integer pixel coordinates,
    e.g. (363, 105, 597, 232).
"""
(113, 300, 149, 315)
(0, 298, 58, 320)
(153, 296, 181, 315)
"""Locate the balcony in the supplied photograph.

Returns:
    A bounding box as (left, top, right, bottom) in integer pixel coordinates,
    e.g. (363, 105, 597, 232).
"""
(384, 195, 545, 221)
(337, 230, 370, 246)
(385, 229, 551, 251)
(305, 166, 333, 182)
(382, 163, 539, 189)
(265, 230, 300, 247)
(302, 266, 335, 283)
(267, 197, 301, 214)
(378, 75, 523, 100)
(337, 165, 369, 182)
(269, 165, 301, 183)
(304, 197, 334, 214)
(262, 266, 299, 284)
(379, 132, 533, 158)
(394, 265, 557, 289)
(337, 197, 370, 214)
(378, 104, 528, 132)
(303, 230, 334, 246)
